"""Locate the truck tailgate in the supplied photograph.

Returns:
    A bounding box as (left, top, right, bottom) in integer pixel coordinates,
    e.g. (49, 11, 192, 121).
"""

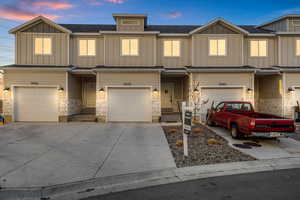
(254, 119, 295, 132)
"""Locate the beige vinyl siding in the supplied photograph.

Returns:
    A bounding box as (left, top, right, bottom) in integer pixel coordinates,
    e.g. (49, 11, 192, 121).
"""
(16, 32, 68, 66)
(279, 36, 300, 66)
(157, 37, 190, 67)
(97, 72, 159, 88)
(70, 36, 104, 67)
(244, 37, 277, 67)
(104, 35, 155, 66)
(192, 73, 252, 88)
(262, 19, 288, 32)
(21, 21, 62, 33)
(192, 34, 243, 66)
(3, 70, 66, 88)
(116, 17, 144, 32)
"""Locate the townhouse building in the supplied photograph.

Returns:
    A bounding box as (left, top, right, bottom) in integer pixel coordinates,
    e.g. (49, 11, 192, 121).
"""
(1, 14, 300, 122)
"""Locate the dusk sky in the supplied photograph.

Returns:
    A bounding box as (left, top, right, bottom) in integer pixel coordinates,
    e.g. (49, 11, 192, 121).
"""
(0, 0, 299, 66)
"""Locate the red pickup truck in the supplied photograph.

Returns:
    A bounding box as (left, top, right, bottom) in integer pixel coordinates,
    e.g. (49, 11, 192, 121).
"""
(206, 101, 296, 139)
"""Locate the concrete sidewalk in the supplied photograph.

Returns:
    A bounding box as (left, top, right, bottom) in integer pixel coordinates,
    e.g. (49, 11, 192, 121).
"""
(2, 157, 300, 200)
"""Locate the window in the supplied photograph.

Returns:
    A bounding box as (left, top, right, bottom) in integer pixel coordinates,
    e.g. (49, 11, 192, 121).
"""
(164, 40, 180, 57)
(250, 40, 267, 57)
(226, 103, 252, 111)
(215, 103, 225, 112)
(209, 39, 226, 56)
(296, 39, 300, 56)
(121, 38, 139, 56)
(34, 37, 51, 55)
(79, 39, 96, 56)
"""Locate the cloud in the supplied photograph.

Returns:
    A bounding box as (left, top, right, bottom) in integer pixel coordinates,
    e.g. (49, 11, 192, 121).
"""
(33, 1, 76, 10)
(0, 5, 60, 21)
(167, 11, 182, 18)
(106, 0, 125, 4)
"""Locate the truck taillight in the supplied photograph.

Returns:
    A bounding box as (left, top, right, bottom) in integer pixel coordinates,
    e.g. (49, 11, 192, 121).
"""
(250, 120, 255, 127)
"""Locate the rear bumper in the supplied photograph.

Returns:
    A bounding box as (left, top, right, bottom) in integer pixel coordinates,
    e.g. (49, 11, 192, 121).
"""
(251, 132, 294, 138)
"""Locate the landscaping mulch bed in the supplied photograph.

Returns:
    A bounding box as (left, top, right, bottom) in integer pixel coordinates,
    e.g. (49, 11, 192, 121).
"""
(162, 124, 256, 168)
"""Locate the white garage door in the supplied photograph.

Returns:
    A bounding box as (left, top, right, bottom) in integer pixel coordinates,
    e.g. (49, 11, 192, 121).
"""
(108, 88, 152, 122)
(200, 88, 244, 120)
(14, 87, 59, 122)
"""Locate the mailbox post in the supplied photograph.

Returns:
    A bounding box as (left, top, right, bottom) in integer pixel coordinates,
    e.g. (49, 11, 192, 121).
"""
(182, 102, 192, 157)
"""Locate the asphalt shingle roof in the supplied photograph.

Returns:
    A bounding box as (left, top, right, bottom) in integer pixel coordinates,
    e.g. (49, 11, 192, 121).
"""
(59, 24, 274, 34)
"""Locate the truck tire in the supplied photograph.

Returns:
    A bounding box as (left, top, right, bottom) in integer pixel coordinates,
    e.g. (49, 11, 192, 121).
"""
(231, 124, 241, 139)
(206, 114, 215, 127)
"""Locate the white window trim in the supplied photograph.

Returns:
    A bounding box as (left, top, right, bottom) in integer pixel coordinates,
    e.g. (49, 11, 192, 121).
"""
(163, 39, 181, 57)
(34, 37, 52, 56)
(295, 38, 300, 56)
(78, 38, 96, 57)
(120, 37, 140, 56)
(121, 19, 140, 26)
(208, 38, 227, 57)
(249, 39, 268, 58)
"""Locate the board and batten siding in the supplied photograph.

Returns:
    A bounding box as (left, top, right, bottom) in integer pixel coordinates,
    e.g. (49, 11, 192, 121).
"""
(192, 34, 243, 66)
(3, 70, 66, 88)
(69, 36, 104, 67)
(157, 37, 191, 67)
(104, 35, 156, 66)
(279, 36, 300, 66)
(16, 32, 69, 66)
(244, 37, 278, 67)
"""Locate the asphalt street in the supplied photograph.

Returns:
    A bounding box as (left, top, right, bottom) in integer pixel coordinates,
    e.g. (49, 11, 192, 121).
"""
(83, 168, 300, 200)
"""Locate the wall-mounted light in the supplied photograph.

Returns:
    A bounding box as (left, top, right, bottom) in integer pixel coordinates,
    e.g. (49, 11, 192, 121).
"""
(99, 88, 105, 93)
(193, 88, 200, 94)
(3, 87, 10, 91)
(58, 87, 64, 91)
(153, 88, 158, 93)
(288, 87, 295, 93)
(247, 88, 253, 93)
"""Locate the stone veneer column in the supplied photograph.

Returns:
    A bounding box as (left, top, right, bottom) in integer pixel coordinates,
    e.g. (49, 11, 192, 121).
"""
(58, 90, 68, 122)
(3, 90, 12, 123)
(152, 90, 161, 122)
(96, 90, 107, 122)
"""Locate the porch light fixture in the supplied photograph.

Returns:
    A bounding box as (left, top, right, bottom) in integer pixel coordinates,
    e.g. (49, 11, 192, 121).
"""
(193, 88, 200, 94)
(153, 88, 158, 93)
(288, 87, 295, 93)
(58, 87, 64, 91)
(247, 88, 253, 93)
(3, 87, 10, 91)
(99, 88, 105, 92)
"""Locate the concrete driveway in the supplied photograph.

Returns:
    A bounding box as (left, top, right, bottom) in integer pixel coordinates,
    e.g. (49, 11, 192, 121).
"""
(210, 126, 300, 160)
(0, 123, 176, 187)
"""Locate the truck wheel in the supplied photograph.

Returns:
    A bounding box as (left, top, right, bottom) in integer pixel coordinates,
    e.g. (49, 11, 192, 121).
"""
(206, 114, 215, 127)
(231, 124, 241, 139)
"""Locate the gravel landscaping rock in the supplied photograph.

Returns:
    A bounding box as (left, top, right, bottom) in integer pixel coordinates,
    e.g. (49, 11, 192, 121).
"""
(162, 124, 255, 168)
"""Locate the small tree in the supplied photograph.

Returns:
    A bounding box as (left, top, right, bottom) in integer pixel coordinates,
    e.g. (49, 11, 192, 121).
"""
(191, 81, 209, 122)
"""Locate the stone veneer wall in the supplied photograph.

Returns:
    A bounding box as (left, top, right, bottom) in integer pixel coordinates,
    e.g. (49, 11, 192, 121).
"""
(96, 89, 161, 122)
(67, 98, 82, 116)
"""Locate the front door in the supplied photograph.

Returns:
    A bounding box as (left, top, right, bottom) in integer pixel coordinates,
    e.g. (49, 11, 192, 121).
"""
(84, 81, 96, 108)
(161, 82, 174, 108)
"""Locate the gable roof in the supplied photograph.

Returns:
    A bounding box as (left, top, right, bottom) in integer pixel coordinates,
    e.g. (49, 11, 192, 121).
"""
(9, 16, 71, 34)
(256, 14, 300, 28)
(189, 18, 249, 34)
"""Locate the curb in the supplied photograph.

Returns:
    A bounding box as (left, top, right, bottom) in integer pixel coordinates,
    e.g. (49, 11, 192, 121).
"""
(1, 157, 300, 200)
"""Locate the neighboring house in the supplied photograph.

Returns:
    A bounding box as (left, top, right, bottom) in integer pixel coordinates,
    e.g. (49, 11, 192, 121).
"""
(1, 14, 300, 123)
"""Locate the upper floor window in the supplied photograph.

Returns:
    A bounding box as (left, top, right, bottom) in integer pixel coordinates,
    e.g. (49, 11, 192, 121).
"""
(121, 38, 139, 56)
(209, 39, 226, 56)
(296, 39, 300, 56)
(34, 37, 51, 55)
(250, 40, 267, 57)
(79, 39, 96, 56)
(164, 40, 180, 57)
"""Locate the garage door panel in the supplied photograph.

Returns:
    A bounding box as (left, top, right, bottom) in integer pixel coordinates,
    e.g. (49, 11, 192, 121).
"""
(14, 87, 58, 122)
(108, 88, 152, 122)
(200, 88, 244, 119)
